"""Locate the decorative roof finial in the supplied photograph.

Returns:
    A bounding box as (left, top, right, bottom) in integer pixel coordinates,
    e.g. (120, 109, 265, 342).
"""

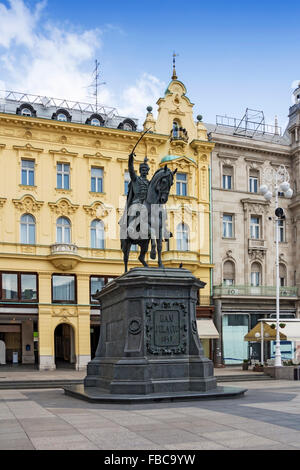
(172, 52, 178, 80)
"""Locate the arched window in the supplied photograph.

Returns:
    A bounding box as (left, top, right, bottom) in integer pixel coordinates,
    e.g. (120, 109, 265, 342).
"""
(173, 121, 179, 138)
(251, 262, 262, 287)
(21, 108, 32, 117)
(56, 217, 71, 244)
(20, 214, 36, 245)
(91, 118, 101, 126)
(117, 119, 137, 131)
(91, 219, 105, 249)
(176, 223, 189, 251)
(58, 114, 67, 121)
(52, 109, 71, 122)
(223, 261, 235, 285)
(85, 114, 105, 126)
(16, 103, 37, 117)
(279, 263, 287, 287)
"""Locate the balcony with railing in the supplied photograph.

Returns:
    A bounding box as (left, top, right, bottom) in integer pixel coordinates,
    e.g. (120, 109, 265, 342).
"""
(48, 243, 80, 271)
(214, 285, 298, 298)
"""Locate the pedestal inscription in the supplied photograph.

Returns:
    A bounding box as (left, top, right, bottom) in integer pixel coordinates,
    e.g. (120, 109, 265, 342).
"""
(146, 300, 187, 355)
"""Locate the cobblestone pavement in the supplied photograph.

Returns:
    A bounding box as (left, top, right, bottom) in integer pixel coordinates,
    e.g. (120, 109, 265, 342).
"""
(0, 380, 300, 450)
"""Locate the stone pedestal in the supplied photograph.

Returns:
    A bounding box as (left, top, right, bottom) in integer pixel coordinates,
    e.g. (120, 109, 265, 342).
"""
(84, 268, 217, 394)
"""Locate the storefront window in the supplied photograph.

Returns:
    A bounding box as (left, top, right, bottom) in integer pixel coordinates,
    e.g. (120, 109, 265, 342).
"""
(2, 274, 18, 300)
(21, 274, 37, 300)
(90, 276, 115, 303)
(52, 275, 76, 303)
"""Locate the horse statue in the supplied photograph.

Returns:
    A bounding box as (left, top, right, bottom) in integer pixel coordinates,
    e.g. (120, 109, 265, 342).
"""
(120, 156, 176, 273)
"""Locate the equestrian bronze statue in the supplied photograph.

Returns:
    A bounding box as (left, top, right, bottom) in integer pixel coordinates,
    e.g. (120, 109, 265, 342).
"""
(119, 132, 176, 272)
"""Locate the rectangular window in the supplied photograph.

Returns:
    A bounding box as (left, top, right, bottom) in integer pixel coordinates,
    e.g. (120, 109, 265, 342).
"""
(124, 171, 130, 195)
(91, 167, 103, 193)
(2, 273, 18, 300)
(222, 166, 233, 190)
(223, 279, 234, 286)
(250, 216, 260, 239)
(21, 160, 35, 186)
(249, 170, 259, 193)
(0, 272, 38, 302)
(251, 271, 260, 287)
(90, 276, 115, 303)
(223, 214, 233, 238)
(176, 173, 187, 196)
(90, 276, 105, 303)
(278, 220, 285, 243)
(52, 275, 76, 303)
(57, 163, 70, 190)
(21, 274, 37, 301)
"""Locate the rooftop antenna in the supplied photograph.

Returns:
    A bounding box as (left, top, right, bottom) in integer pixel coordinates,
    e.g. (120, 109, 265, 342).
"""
(87, 60, 106, 112)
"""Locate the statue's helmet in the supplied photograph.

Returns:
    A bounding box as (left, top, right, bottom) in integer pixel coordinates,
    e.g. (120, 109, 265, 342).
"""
(139, 157, 150, 173)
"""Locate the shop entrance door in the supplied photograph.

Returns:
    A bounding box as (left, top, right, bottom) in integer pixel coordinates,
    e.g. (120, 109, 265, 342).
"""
(54, 323, 75, 368)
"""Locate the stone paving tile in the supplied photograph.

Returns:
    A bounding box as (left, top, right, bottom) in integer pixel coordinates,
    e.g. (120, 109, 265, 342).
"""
(6, 401, 53, 419)
(81, 428, 161, 450)
(0, 391, 28, 400)
(0, 419, 23, 434)
(19, 417, 77, 433)
(29, 434, 96, 450)
(164, 440, 230, 450)
(171, 420, 233, 434)
(0, 433, 34, 450)
(58, 414, 122, 430)
(137, 428, 204, 446)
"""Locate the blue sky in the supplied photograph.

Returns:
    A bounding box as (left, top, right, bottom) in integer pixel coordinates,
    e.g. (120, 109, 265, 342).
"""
(0, 0, 299, 130)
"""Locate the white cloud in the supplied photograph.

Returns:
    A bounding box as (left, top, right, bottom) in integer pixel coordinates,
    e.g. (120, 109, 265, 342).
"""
(119, 73, 165, 123)
(0, 0, 43, 48)
(0, 0, 164, 124)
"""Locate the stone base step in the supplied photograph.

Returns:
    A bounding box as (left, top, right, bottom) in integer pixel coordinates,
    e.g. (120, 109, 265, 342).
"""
(216, 374, 275, 382)
(0, 380, 84, 390)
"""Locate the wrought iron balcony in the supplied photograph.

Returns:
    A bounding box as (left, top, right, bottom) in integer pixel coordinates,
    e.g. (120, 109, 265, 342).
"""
(213, 285, 298, 298)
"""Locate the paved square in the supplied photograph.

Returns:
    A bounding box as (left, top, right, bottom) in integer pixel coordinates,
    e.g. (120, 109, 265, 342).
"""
(0, 380, 300, 450)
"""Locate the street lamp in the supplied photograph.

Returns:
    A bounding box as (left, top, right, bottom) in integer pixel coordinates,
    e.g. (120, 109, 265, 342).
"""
(260, 165, 293, 367)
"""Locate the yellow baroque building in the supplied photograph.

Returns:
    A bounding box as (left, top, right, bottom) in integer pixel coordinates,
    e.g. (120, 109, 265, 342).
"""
(0, 70, 214, 370)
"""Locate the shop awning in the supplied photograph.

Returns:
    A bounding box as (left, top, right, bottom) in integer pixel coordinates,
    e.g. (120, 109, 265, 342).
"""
(197, 319, 219, 339)
(244, 322, 287, 342)
(264, 320, 300, 342)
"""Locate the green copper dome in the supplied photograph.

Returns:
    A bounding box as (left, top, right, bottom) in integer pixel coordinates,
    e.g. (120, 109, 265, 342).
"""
(161, 155, 196, 164)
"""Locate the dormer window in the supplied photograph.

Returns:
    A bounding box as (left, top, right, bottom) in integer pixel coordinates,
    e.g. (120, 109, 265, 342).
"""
(16, 103, 37, 118)
(57, 113, 67, 122)
(85, 114, 105, 127)
(52, 109, 72, 122)
(21, 108, 32, 117)
(118, 119, 137, 131)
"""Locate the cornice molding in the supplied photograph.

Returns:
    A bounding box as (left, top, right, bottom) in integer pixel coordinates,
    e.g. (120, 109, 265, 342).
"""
(213, 139, 291, 157)
(83, 152, 112, 161)
(49, 148, 78, 157)
(13, 143, 43, 153)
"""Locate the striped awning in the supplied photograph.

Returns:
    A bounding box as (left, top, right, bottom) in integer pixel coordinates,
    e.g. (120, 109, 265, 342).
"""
(197, 319, 219, 339)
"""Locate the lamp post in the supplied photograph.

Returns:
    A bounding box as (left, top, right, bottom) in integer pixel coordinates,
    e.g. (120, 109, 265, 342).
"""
(260, 165, 293, 367)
